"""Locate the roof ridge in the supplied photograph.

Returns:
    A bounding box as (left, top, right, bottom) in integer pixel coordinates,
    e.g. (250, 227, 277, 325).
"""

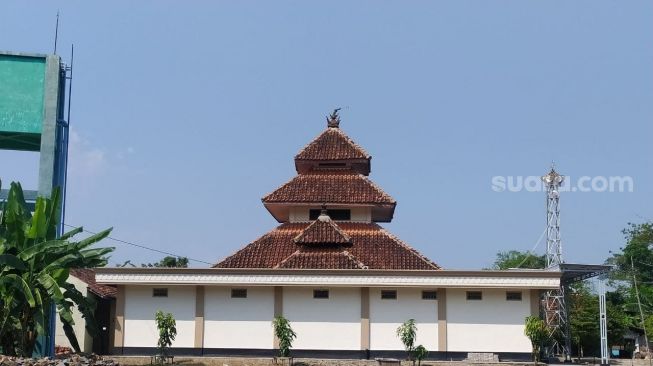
(359, 174, 397, 204)
(373, 223, 442, 270)
(273, 249, 301, 269)
(293, 217, 352, 245)
(342, 250, 368, 269)
(330, 128, 371, 159)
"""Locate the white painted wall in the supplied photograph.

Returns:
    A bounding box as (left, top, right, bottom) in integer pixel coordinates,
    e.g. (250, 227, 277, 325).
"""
(123, 286, 196, 348)
(369, 288, 438, 351)
(447, 289, 532, 352)
(55, 275, 93, 352)
(288, 206, 371, 223)
(283, 287, 361, 350)
(204, 287, 274, 349)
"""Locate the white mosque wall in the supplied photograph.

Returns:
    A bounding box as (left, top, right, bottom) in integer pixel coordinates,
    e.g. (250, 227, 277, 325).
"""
(283, 287, 361, 350)
(203, 286, 275, 349)
(123, 286, 196, 348)
(369, 288, 439, 351)
(446, 288, 532, 352)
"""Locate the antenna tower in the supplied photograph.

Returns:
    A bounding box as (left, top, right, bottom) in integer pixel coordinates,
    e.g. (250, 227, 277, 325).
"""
(541, 165, 570, 360)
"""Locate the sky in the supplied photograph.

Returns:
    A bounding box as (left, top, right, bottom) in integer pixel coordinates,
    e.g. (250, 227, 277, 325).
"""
(1, 1, 652, 269)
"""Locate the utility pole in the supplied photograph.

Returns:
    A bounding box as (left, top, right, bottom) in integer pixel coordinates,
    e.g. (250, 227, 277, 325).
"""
(631, 256, 650, 353)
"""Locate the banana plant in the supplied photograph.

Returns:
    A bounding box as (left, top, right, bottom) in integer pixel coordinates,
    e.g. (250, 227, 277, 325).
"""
(0, 181, 114, 356)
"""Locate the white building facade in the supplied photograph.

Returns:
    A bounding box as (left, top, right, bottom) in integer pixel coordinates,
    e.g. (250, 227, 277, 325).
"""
(96, 269, 559, 360)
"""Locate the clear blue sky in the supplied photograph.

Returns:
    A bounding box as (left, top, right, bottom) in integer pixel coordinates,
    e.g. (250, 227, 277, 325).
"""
(1, 1, 652, 269)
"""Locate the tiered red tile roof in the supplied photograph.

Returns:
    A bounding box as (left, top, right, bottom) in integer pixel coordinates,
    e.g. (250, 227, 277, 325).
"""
(69, 268, 117, 299)
(214, 110, 440, 270)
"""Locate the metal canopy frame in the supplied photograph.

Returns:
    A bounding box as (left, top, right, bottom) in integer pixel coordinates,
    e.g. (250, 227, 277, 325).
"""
(557, 263, 612, 285)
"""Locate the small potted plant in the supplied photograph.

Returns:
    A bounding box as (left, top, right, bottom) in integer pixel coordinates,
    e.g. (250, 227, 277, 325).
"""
(272, 316, 296, 366)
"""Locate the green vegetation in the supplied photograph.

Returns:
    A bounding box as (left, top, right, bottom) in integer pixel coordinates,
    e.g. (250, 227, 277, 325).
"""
(496, 221, 653, 357)
(117, 256, 189, 268)
(397, 319, 417, 361)
(413, 345, 429, 366)
(272, 315, 296, 357)
(0, 181, 113, 356)
(154, 310, 177, 361)
(491, 250, 545, 270)
(524, 316, 548, 362)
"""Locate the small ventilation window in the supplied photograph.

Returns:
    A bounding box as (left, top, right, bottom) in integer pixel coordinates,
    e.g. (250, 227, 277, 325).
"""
(422, 291, 437, 300)
(318, 162, 347, 167)
(231, 288, 247, 298)
(506, 291, 522, 301)
(313, 289, 329, 299)
(381, 290, 397, 300)
(466, 291, 482, 301)
(152, 288, 168, 297)
(309, 209, 351, 221)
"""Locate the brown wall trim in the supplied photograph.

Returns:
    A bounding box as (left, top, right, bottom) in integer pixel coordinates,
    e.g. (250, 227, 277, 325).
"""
(273, 286, 283, 348)
(530, 289, 541, 317)
(361, 287, 370, 350)
(114, 285, 125, 348)
(437, 288, 446, 352)
(194, 286, 205, 348)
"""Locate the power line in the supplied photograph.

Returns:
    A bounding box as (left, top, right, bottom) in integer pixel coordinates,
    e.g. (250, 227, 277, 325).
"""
(513, 226, 548, 269)
(63, 223, 213, 265)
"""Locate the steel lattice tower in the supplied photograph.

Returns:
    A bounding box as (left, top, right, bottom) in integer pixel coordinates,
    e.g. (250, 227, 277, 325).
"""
(541, 165, 570, 360)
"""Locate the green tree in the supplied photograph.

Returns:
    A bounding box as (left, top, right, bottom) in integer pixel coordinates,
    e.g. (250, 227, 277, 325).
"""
(607, 222, 653, 348)
(154, 310, 177, 361)
(142, 256, 189, 268)
(397, 319, 417, 362)
(272, 316, 296, 357)
(569, 283, 630, 356)
(524, 316, 548, 362)
(490, 250, 546, 270)
(0, 181, 113, 356)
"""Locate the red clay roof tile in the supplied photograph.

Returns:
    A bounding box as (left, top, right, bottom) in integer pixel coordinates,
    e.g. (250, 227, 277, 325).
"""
(275, 249, 366, 269)
(295, 127, 370, 162)
(70, 268, 117, 299)
(214, 222, 440, 270)
(293, 216, 351, 245)
(262, 172, 395, 205)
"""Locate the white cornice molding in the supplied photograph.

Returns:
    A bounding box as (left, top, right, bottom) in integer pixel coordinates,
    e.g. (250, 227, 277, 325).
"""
(96, 272, 559, 289)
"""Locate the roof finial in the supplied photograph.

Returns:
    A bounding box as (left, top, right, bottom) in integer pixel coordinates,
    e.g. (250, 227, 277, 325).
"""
(327, 108, 341, 128)
(318, 204, 330, 222)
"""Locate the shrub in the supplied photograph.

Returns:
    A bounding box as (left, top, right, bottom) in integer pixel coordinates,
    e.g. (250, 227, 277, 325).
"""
(524, 316, 548, 363)
(413, 345, 428, 366)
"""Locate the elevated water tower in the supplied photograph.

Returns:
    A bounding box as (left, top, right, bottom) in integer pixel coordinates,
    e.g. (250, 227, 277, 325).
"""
(0, 50, 72, 356)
